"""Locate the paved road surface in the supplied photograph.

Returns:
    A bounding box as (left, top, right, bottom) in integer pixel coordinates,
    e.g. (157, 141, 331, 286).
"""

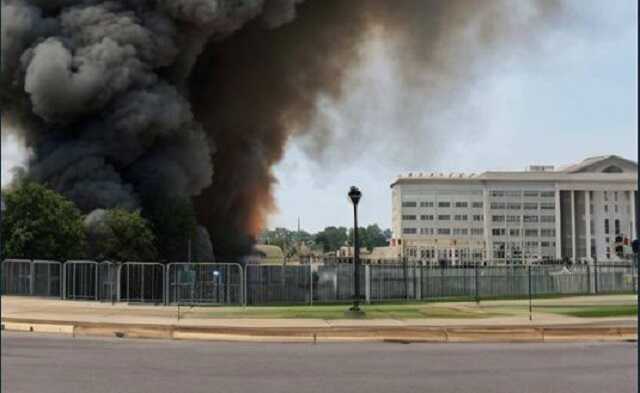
(1, 332, 637, 393)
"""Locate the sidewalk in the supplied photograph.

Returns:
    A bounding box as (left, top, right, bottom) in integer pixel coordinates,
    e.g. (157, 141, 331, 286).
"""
(1, 296, 637, 343)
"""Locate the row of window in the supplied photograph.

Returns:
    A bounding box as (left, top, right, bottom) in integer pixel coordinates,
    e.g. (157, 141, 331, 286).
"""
(489, 202, 554, 210)
(490, 191, 554, 198)
(491, 215, 555, 223)
(403, 214, 556, 223)
(491, 228, 555, 237)
(403, 214, 484, 221)
(604, 219, 622, 235)
(402, 201, 484, 208)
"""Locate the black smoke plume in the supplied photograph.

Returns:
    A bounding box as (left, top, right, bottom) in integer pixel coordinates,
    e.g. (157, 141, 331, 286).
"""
(1, 0, 566, 259)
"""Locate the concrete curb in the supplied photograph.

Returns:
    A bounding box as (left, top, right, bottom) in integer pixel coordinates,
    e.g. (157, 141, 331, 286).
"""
(1, 318, 636, 343)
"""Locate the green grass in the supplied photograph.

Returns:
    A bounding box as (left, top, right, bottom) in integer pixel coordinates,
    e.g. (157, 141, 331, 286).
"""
(196, 304, 505, 320)
(535, 304, 638, 318)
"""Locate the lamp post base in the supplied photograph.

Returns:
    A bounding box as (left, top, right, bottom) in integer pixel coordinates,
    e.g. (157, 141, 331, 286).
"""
(344, 304, 366, 318)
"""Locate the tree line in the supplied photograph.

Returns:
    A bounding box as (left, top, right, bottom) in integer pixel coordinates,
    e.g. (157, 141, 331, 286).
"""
(259, 225, 391, 255)
(1, 181, 207, 262)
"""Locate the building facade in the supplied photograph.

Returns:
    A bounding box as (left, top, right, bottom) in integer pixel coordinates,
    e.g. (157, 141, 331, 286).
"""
(390, 156, 638, 265)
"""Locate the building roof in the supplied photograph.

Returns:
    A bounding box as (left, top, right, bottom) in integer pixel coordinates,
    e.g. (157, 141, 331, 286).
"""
(391, 155, 637, 187)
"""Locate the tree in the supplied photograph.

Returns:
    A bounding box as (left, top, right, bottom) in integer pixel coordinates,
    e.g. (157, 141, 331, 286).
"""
(143, 196, 197, 262)
(85, 209, 157, 262)
(314, 226, 348, 252)
(347, 225, 390, 251)
(1, 181, 86, 260)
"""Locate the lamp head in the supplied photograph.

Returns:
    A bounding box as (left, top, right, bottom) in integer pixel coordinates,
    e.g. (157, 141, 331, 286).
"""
(348, 186, 362, 205)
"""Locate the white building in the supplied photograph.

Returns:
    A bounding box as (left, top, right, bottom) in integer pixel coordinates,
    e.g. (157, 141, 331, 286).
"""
(390, 155, 638, 265)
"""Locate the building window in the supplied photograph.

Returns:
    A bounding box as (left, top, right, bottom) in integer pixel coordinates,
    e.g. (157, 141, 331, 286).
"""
(473, 215, 484, 222)
(614, 191, 618, 202)
(437, 228, 451, 235)
(407, 247, 417, 257)
(420, 215, 434, 221)
(492, 215, 505, 223)
(540, 203, 555, 210)
(540, 191, 554, 198)
(492, 228, 506, 236)
(507, 203, 521, 210)
(420, 201, 434, 207)
(504, 191, 521, 197)
(540, 215, 555, 223)
(541, 229, 555, 237)
(490, 202, 506, 209)
(507, 215, 520, 223)
(509, 228, 520, 237)
(472, 202, 483, 208)
(454, 214, 468, 221)
(589, 204, 593, 214)
(420, 228, 434, 235)
(438, 215, 451, 221)
(491, 191, 505, 197)
(525, 229, 538, 237)
(453, 228, 468, 235)
(455, 202, 468, 208)
(604, 205, 608, 213)
(402, 215, 417, 221)
(402, 201, 417, 207)
(403, 228, 417, 234)
(523, 215, 539, 223)
(604, 219, 609, 234)
(604, 191, 608, 202)
(471, 228, 484, 236)
(523, 202, 538, 210)
(438, 201, 451, 208)
(615, 205, 618, 213)
(523, 191, 539, 197)
(614, 219, 620, 235)
(493, 242, 506, 258)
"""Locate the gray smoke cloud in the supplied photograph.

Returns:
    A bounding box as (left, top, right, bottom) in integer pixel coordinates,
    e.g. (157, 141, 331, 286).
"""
(1, 0, 569, 259)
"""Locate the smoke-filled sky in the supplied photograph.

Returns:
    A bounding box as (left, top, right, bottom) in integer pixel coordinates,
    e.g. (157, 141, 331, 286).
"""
(1, 0, 637, 240)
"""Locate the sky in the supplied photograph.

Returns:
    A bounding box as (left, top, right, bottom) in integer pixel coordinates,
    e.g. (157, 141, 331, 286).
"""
(1, 0, 637, 234)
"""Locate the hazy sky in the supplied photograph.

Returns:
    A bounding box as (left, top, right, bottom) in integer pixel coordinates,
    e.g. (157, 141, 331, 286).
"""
(2, 0, 637, 233)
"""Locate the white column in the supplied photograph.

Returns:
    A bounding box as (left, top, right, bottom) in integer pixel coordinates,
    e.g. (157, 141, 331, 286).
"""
(585, 191, 592, 262)
(555, 189, 562, 259)
(571, 190, 576, 263)
(483, 187, 491, 260)
(630, 190, 636, 240)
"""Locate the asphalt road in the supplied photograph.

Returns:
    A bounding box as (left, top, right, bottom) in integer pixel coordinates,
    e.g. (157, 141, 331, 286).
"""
(1, 332, 637, 393)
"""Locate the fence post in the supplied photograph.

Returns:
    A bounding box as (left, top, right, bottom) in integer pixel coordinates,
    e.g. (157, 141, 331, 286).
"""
(528, 264, 533, 321)
(309, 264, 313, 306)
(475, 261, 479, 304)
(594, 258, 599, 294)
(416, 264, 421, 301)
(29, 260, 34, 296)
(364, 264, 370, 304)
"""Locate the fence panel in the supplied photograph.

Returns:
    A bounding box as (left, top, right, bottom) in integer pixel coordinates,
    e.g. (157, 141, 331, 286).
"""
(369, 264, 418, 301)
(32, 260, 62, 298)
(245, 264, 309, 305)
(596, 265, 635, 293)
(168, 263, 243, 305)
(478, 266, 529, 298)
(120, 262, 165, 304)
(532, 266, 590, 296)
(98, 262, 120, 302)
(421, 266, 476, 299)
(63, 261, 98, 300)
(1, 259, 32, 296)
(313, 263, 366, 303)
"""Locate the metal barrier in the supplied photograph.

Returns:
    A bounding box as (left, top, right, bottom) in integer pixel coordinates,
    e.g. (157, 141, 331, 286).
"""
(120, 262, 165, 304)
(63, 261, 98, 300)
(168, 263, 243, 305)
(98, 261, 120, 302)
(32, 260, 62, 298)
(1, 259, 32, 296)
(245, 264, 310, 305)
(596, 265, 635, 294)
(369, 264, 419, 301)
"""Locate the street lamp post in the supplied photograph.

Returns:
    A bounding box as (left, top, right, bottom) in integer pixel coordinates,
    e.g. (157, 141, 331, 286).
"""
(347, 186, 365, 317)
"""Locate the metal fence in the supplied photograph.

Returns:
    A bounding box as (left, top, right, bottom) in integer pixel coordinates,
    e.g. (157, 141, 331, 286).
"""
(168, 263, 243, 305)
(120, 262, 165, 304)
(2, 259, 637, 305)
